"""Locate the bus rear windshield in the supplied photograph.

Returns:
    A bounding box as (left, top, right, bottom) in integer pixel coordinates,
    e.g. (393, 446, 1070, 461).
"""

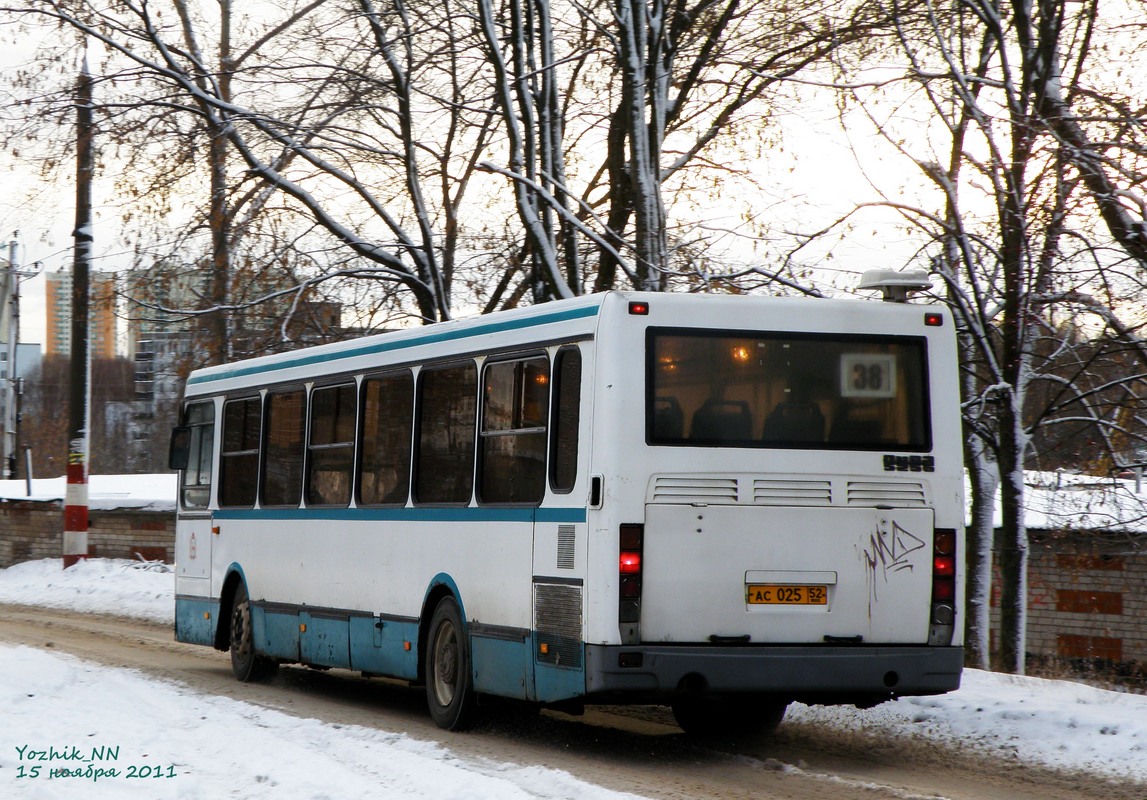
(648, 330, 930, 450)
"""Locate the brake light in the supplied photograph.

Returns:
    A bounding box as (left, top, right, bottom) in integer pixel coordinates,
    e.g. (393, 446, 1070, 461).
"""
(932, 579, 956, 602)
(619, 524, 644, 624)
(930, 528, 958, 643)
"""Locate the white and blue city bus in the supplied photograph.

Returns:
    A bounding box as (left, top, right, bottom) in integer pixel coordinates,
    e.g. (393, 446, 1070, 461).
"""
(170, 280, 964, 734)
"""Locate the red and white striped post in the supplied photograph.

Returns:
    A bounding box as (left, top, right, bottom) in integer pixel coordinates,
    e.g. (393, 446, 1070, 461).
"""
(62, 450, 89, 568)
(64, 58, 93, 570)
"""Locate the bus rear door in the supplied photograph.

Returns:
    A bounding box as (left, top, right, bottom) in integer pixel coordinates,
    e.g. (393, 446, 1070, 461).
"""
(640, 498, 935, 645)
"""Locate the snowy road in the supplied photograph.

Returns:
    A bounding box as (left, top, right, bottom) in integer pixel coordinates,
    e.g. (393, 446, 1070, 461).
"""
(0, 602, 1142, 800)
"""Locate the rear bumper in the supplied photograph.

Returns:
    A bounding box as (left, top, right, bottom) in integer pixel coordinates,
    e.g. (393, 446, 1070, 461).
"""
(584, 644, 963, 703)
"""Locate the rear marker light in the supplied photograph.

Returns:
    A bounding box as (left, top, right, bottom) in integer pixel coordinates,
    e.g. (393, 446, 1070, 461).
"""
(924, 312, 944, 327)
(934, 530, 955, 555)
(628, 301, 650, 315)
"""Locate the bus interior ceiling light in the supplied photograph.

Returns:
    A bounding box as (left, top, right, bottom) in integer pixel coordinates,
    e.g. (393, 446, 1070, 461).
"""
(858, 269, 932, 303)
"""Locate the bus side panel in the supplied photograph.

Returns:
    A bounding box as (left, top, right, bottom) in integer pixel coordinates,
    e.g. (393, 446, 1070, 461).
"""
(174, 515, 216, 647)
(532, 640, 586, 703)
(349, 616, 419, 680)
(255, 606, 301, 662)
(300, 611, 352, 669)
(472, 635, 532, 700)
(174, 593, 218, 646)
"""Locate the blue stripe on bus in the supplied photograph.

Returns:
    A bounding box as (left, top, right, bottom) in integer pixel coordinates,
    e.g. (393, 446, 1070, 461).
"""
(187, 302, 601, 386)
(211, 506, 588, 524)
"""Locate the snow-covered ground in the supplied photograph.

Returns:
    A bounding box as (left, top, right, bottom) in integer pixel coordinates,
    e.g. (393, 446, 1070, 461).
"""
(1, 558, 1145, 799)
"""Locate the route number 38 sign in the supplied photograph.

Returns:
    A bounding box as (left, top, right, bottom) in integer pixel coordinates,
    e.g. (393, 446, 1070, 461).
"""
(840, 354, 897, 398)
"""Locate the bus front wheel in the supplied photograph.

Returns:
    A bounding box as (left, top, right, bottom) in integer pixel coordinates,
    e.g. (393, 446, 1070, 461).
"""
(229, 582, 278, 683)
(425, 596, 477, 731)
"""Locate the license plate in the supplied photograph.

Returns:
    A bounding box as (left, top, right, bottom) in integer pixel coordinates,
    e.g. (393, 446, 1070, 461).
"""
(746, 584, 827, 605)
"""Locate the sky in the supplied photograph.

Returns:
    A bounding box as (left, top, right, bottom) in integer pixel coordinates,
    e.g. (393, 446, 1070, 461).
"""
(0, 555, 1145, 800)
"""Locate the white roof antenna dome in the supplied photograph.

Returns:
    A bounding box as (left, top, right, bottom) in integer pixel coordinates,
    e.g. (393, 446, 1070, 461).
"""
(858, 269, 932, 303)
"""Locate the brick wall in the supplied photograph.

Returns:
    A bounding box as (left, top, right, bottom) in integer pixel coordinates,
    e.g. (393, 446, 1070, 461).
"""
(994, 531, 1147, 670)
(0, 500, 174, 568)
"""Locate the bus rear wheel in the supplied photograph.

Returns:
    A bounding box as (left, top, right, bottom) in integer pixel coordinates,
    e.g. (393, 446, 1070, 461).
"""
(671, 694, 788, 739)
(229, 582, 278, 683)
(425, 596, 477, 731)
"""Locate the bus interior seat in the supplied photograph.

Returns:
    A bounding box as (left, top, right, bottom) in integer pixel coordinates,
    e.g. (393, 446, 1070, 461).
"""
(690, 399, 753, 441)
(762, 400, 825, 442)
(829, 416, 883, 444)
(653, 396, 684, 439)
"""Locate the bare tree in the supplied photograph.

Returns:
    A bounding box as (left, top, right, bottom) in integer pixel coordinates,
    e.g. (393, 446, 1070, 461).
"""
(21, 356, 136, 475)
(2, 0, 910, 330)
(810, 0, 1147, 671)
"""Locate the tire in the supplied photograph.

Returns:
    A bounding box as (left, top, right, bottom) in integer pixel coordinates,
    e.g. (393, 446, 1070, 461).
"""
(229, 582, 278, 683)
(425, 596, 477, 731)
(671, 694, 788, 739)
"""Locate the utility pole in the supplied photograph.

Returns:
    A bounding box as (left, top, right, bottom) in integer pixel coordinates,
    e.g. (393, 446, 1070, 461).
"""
(1, 235, 17, 479)
(64, 57, 93, 569)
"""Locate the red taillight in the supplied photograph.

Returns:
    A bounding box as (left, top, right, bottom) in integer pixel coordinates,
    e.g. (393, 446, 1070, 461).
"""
(932, 579, 956, 602)
(924, 312, 944, 327)
(930, 528, 958, 636)
(628, 301, 650, 315)
(619, 524, 644, 625)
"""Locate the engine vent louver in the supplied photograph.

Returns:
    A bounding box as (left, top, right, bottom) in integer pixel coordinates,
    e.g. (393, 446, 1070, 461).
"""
(651, 476, 739, 503)
(752, 479, 833, 506)
(647, 475, 929, 508)
(534, 583, 583, 669)
(556, 524, 576, 569)
(847, 480, 927, 507)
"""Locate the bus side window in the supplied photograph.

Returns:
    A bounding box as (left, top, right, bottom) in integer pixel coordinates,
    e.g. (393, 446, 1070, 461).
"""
(358, 371, 414, 506)
(306, 383, 356, 507)
(550, 347, 582, 493)
(414, 362, 477, 505)
(261, 388, 306, 507)
(179, 401, 215, 509)
(220, 397, 260, 508)
(479, 356, 548, 504)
